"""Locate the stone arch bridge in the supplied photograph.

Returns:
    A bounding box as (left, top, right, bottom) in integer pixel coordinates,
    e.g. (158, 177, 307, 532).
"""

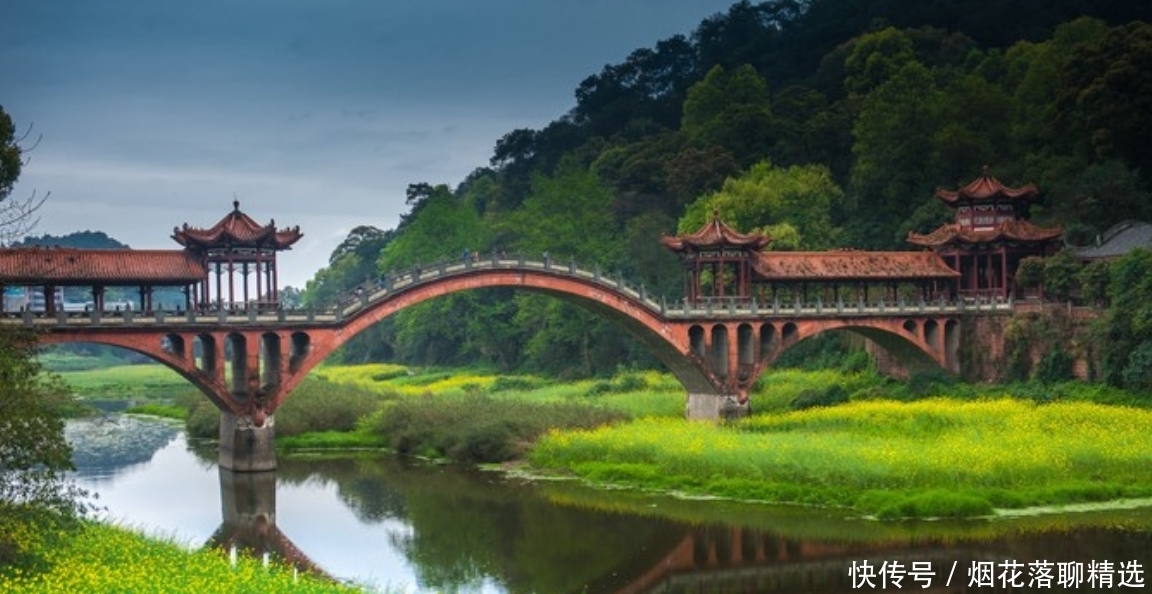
(5, 257, 1009, 470)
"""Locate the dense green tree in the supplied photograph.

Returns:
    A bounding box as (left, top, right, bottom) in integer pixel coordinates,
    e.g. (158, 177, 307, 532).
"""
(591, 132, 686, 220)
(1014, 256, 1046, 292)
(663, 145, 740, 206)
(504, 158, 622, 264)
(848, 61, 942, 248)
(843, 27, 918, 98)
(679, 160, 843, 249)
(681, 64, 775, 165)
(572, 35, 699, 136)
(1058, 22, 1152, 178)
(0, 107, 21, 203)
(1102, 249, 1152, 389)
(378, 184, 490, 270)
(1079, 259, 1112, 307)
(0, 309, 87, 566)
(1, 106, 47, 245)
(1041, 249, 1082, 302)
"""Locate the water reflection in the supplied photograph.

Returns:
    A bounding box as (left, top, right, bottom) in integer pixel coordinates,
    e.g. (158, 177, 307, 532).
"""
(68, 417, 1152, 594)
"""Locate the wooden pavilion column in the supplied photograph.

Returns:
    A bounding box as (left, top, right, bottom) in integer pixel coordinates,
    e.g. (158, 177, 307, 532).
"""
(44, 284, 57, 314)
(215, 262, 224, 308)
(269, 257, 278, 304)
(254, 257, 263, 307)
(999, 246, 1009, 299)
(230, 253, 239, 306)
(241, 262, 250, 307)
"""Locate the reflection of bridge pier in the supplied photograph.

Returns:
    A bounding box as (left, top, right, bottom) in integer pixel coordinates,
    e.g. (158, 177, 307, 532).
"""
(207, 469, 332, 580)
(607, 525, 994, 594)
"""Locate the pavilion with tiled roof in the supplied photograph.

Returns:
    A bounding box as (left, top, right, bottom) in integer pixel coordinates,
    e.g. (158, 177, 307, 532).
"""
(907, 168, 1062, 299)
(0, 201, 301, 313)
(173, 200, 302, 308)
(662, 213, 959, 305)
(0, 247, 207, 313)
(659, 211, 770, 303)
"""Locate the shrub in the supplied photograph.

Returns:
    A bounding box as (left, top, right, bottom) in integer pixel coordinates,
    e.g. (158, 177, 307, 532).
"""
(1033, 347, 1074, 384)
(488, 376, 543, 392)
(790, 385, 849, 410)
(871, 490, 993, 519)
(364, 393, 627, 463)
(274, 377, 387, 437)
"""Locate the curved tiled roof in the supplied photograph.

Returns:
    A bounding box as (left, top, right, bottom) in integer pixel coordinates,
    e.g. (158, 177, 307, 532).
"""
(660, 212, 770, 251)
(750, 250, 959, 281)
(172, 201, 303, 250)
(907, 219, 1063, 248)
(1072, 221, 1152, 260)
(935, 168, 1039, 206)
(0, 247, 207, 285)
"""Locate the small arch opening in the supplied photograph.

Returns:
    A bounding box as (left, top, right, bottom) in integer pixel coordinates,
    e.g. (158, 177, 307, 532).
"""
(689, 325, 706, 359)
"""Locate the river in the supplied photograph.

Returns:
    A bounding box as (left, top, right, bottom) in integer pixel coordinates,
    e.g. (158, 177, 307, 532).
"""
(65, 415, 1152, 593)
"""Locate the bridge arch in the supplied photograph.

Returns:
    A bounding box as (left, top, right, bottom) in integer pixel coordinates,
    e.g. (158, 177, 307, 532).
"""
(757, 317, 959, 374)
(37, 334, 243, 415)
(278, 267, 719, 412)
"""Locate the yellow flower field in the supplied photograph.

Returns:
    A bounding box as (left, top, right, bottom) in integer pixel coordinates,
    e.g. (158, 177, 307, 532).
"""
(530, 398, 1152, 518)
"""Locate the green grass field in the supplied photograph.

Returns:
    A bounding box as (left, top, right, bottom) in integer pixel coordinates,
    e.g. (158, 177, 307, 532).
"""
(52, 362, 192, 401)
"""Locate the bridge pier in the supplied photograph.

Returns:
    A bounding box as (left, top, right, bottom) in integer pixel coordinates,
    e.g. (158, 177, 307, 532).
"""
(219, 412, 277, 472)
(686, 392, 750, 421)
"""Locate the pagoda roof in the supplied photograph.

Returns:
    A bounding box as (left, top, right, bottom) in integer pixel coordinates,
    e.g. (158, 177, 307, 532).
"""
(660, 211, 770, 251)
(172, 200, 302, 250)
(907, 219, 1063, 248)
(936, 167, 1038, 206)
(0, 247, 207, 286)
(750, 250, 959, 281)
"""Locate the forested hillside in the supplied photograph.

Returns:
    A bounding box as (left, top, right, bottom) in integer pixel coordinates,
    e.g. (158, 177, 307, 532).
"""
(302, 0, 1152, 376)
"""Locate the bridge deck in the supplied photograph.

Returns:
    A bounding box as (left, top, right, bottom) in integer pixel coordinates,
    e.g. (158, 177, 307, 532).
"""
(2, 258, 1013, 330)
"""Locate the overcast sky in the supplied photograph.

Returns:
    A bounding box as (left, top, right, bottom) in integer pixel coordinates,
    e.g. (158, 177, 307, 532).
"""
(1, 1, 737, 288)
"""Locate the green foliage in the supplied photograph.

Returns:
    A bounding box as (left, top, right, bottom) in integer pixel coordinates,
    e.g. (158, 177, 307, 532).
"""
(272, 377, 388, 437)
(504, 157, 622, 264)
(1033, 347, 1075, 384)
(789, 384, 848, 410)
(679, 160, 843, 249)
(1058, 22, 1152, 178)
(0, 327, 89, 567)
(378, 183, 489, 271)
(1102, 249, 1152, 387)
(0, 107, 20, 201)
(848, 61, 942, 248)
(1042, 249, 1082, 302)
(1079, 259, 1112, 305)
(866, 490, 994, 520)
(363, 393, 627, 463)
(681, 65, 775, 164)
(1120, 342, 1152, 393)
